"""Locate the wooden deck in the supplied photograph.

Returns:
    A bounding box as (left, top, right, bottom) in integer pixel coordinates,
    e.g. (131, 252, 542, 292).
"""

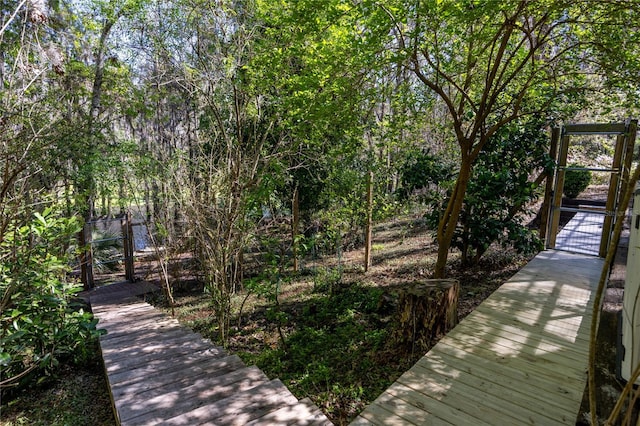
(354, 249, 605, 425)
(87, 282, 330, 426)
(554, 211, 604, 256)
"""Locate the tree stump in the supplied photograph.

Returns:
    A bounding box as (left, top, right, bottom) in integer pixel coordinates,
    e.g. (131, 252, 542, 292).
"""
(391, 279, 459, 355)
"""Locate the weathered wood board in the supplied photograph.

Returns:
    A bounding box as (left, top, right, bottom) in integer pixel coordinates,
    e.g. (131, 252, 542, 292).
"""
(354, 249, 605, 425)
(88, 281, 330, 425)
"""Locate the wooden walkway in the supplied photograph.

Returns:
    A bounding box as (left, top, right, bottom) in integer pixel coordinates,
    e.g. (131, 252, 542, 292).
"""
(554, 211, 604, 256)
(87, 282, 330, 426)
(354, 249, 605, 425)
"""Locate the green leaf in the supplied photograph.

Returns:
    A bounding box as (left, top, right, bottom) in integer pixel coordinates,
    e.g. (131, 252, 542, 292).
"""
(0, 352, 10, 367)
(33, 212, 47, 227)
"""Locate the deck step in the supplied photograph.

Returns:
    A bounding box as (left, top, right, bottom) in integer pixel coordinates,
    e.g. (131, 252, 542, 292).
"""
(245, 397, 332, 425)
(101, 332, 210, 360)
(104, 345, 226, 374)
(88, 281, 331, 425)
(99, 326, 205, 349)
(161, 379, 300, 426)
(119, 366, 270, 423)
(111, 354, 245, 392)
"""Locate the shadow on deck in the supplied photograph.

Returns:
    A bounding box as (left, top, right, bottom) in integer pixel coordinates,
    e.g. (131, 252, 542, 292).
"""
(86, 281, 330, 425)
(353, 249, 605, 425)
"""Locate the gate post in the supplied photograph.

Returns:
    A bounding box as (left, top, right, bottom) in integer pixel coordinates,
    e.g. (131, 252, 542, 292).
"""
(121, 211, 135, 282)
(546, 130, 570, 249)
(540, 127, 560, 244)
(79, 222, 94, 290)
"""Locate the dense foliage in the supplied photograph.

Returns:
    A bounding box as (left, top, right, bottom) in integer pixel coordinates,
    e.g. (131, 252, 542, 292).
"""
(0, 209, 101, 392)
(399, 150, 453, 202)
(2, 0, 640, 395)
(427, 119, 549, 265)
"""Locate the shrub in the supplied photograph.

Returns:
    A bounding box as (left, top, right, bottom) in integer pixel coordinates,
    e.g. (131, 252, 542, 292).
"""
(398, 150, 452, 201)
(0, 208, 102, 393)
(563, 164, 592, 198)
(426, 119, 547, 265)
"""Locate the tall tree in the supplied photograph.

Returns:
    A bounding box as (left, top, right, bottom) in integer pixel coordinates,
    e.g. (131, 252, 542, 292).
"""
(365, 0, 591, 277)
(127, 0, 299, 342)
(70, 0, 144, 218)
(0, 0, 105, 390)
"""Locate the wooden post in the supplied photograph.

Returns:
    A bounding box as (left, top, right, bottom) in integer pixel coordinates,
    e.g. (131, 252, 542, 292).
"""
(292, 186, 300, 273)
(547, 132, 571, 249)
(364, 170, 374, 272)
(122, 211, 135, 282)
(540, 127, 559, 243)
(601, 133, 626, 256)
(79, 223, 94, 289)
(391, 279, 459, 355)
(78, 227, 88, 290)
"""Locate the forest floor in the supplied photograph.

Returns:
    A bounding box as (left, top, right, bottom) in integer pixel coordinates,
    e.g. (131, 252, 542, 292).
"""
(0, 346, 115, 426)
(0, 190, 629, 425)
(147, 213, 535, 425)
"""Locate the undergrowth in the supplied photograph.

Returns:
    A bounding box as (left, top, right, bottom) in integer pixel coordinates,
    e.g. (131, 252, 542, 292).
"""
(0, 342, 114, 426)
(167, 277, 421, 424)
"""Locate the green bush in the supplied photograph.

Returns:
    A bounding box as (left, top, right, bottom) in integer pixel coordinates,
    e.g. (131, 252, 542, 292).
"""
(398, 150, 451, 201)
(426, 119, 547, 265)
(563, 164, 592, 198)
(0, 208, 102, 393)
(313, 266, 342, 295)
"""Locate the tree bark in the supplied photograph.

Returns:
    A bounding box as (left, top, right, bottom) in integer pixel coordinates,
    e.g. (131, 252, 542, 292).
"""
(364, 170, 374, 272)
(81, 18, 116, 220)
(434, 155, 473, 278)
(292, 186, 300, 272)
(392, 279, 459, 355)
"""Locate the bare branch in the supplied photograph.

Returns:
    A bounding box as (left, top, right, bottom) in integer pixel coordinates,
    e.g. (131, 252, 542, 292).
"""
(0, 0, 28, 37)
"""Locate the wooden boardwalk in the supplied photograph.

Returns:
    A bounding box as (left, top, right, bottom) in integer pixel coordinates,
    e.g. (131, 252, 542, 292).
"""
(354, 249, 605, 425)
(554, 211, 604, 256)
(87, 282, 330, 426)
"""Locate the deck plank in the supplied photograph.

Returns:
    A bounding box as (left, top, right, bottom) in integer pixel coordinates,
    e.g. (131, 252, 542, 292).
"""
(101, 333, 210, 359)
(88, 281, 329, 425)
(428, 342, 580, 409)
(452, 318, 587, 363)
(98, 326, 203, 350)
(161, 379, 298, 426)
(246, 397, 332, 425)
(409, 363, 566, 425)
(119, 366, 270, 423)
(386, 382, 495, 426)
(105, 347, 230, 386)
(354, 246, 604, 425)
(110, 355, 246, 396)
(413, 352, 573, 423)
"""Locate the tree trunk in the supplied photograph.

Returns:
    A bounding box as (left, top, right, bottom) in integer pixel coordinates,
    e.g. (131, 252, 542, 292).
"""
(78, 223, 94, 290)
(292, 186, 300, 272)
(81, 18, 115, 221)
(364, 170, 374, 272)
(434, 156, 473, 278)
(392, 279, 459, 355)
